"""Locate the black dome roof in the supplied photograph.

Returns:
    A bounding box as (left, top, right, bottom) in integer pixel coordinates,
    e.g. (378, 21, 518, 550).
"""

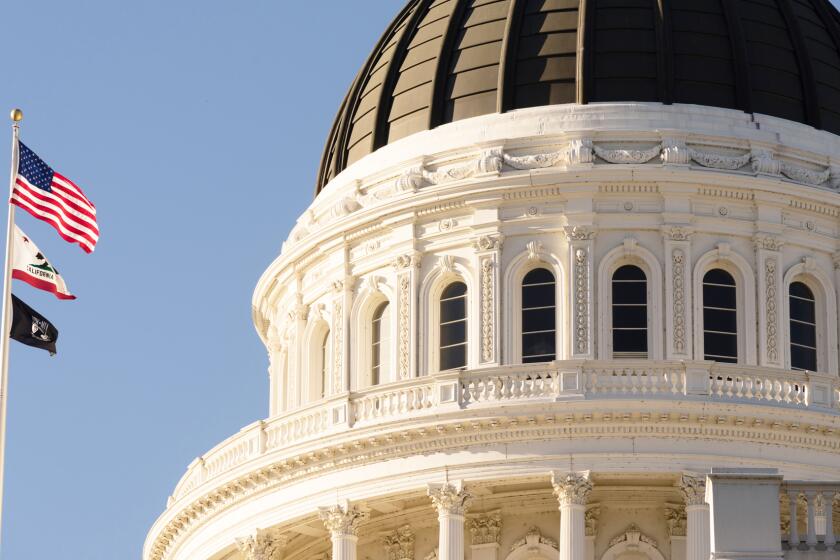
(317, 0, 840, 192)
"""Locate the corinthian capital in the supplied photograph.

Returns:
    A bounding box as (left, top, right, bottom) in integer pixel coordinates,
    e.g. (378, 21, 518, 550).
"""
(468, 510, 502, 545)
(318, 501, 369, 537)
(236, 528, 289, 560)
(427, 481, 472, 516)
(551, 471, 592, 506)
(679, 474, 707, 506)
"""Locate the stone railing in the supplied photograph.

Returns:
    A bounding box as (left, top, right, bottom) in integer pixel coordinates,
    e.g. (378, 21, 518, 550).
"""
(781, 482, 840, 552)
(168, 361, 839, 504)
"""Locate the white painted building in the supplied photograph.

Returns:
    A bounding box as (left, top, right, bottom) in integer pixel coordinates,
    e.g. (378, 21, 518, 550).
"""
(144, 1, 840, 559)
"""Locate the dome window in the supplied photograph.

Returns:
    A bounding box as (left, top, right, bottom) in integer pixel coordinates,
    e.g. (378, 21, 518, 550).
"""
(702, 269, 738, 363)
(611, 265, 648, 359)
(789, 282, 817, 371)
(440, 282, 468, 370)
(521, 268, 556, 363)
(371, 302, 390, 385)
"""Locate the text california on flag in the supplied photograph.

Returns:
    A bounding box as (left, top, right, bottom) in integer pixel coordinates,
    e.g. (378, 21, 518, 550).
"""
(12, 142, 98, 253)
(11, 225, 75, 300)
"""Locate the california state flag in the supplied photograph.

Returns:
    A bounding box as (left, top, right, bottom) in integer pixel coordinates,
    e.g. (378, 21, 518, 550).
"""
(12, 225, 75, 300)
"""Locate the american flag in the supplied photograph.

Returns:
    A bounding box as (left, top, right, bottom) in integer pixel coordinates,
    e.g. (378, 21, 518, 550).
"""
(12, 142, 98, 253)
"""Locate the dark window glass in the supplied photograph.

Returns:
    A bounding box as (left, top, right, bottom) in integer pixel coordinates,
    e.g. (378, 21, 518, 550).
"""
(371, 302, 389, 385)
(320, 329, 330, 398)
(703, 269, 737, 362)
(789, 281, 817, 371)
(440, 282, 467, 370)
(522, 268, 556, 363)
(612, 265, 648, 358)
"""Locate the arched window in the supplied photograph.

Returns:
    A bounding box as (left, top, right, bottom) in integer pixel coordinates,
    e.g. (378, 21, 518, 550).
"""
(611, 265, 648, 359)
(440, 282, 467, 370)
(703, 269, 737, 363)
(522, 268, 556, 363)
(319, 329, 330, 398)
(371, 302, 390, 385)
(789, 281, 817, 371)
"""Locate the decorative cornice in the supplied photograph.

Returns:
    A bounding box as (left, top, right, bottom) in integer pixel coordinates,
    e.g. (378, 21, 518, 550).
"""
(318, 501, 369, 537)
(593, 143, 662, 164)
(679, 474, 707, 506)
(428, 481, 472, 517)
(148, 404, 840, 560)
(551, 472, 592, 506)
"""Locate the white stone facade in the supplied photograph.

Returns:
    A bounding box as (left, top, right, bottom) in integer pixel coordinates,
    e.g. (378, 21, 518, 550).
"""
(144, 103, 840, 560)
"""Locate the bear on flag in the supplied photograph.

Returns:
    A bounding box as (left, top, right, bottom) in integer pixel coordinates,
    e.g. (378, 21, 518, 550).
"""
(11, 225, 75, 300)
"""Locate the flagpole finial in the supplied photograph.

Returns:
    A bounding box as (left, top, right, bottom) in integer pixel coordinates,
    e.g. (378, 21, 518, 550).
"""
(9, 109, 22, 123)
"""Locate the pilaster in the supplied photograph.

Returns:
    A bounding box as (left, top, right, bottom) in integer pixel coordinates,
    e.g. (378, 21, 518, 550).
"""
(236, 528, 289, 560)
(468, 510, 501, 560)
(288, 299, 308, 409)
(330, 275, 354, 394)
(319, 501, 370, 560)
(564, 227, 596, 359)
(754, 235, 784, 368)
(428, 481, 472, 560)
(472, 235, 503, 366)
(267, 324, 285, 417)
(383, 525, 415, 560)
(662, 226, 692, 360)
(393, 252, 421, 379)
(551, 471, 592, 560)
(680, 474, 709, 560)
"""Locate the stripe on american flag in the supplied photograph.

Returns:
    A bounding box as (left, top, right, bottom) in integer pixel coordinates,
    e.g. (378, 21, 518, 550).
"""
(13, 142, 98, 253)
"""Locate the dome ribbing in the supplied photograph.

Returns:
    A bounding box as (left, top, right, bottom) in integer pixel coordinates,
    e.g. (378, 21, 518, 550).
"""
(317, 0, 840, 193)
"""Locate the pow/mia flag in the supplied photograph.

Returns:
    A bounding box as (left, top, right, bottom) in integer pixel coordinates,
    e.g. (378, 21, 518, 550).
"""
(10, 294, 58, 355)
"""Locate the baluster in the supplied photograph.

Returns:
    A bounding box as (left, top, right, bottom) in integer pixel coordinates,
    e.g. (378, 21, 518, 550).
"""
(511, 374, 522, 398)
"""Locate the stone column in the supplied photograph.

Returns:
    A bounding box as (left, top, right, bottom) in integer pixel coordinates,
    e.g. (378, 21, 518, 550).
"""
(393, 252, 421, 380)
(787, 490, 800, 549)
(266, 324, 285, 417)
(680, 474, 709, 560)
(551, 471, 592, 560)
(468, 510, 501, 560)
(754, 235, 784, 368)
(662, 226, 693, 360)
(472, 235, 503, 366)
(564, 227, 596, 359)
(319, 501, 369, 560)
(824, 491, 837, 548)
(236, 528, 289, 560)
(428, 481, 472, 560)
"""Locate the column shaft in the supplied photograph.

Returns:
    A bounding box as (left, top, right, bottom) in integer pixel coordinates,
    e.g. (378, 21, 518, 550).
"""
(685, 504, 710, 560)
(439, 513, 465, 560)
(559, 503, 587, 560)
(332, 534, 358, 560)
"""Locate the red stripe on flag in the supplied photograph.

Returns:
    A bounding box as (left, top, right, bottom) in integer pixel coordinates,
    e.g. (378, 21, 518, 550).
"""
(12, 270, 76, 300)
(12, 185, 99, 242)
(10, 196, 95, 253)
(16, 178, 99, 231)
(53, 172, 95, 210)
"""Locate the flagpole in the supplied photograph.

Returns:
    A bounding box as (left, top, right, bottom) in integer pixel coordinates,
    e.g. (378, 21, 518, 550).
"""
(0, 108, 21, 551)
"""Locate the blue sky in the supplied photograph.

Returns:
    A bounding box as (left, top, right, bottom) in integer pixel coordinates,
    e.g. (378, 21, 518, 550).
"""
(3, 1, 840, 558)
(0, 1, 397, 558)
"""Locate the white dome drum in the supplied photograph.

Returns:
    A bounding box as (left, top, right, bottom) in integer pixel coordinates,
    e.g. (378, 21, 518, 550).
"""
(145, 3, 840, 560)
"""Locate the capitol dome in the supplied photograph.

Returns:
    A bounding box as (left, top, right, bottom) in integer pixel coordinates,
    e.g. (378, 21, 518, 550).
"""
(318, 0, 840, 191)
(147, 2, 840, 560)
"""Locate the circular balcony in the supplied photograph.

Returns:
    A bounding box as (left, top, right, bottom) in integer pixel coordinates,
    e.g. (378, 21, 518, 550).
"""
(145, 360, 840, 560)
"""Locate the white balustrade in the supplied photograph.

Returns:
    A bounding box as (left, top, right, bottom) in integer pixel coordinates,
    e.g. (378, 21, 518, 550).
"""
(167, 361, 840, 504)
(782, 483, 840, 552)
